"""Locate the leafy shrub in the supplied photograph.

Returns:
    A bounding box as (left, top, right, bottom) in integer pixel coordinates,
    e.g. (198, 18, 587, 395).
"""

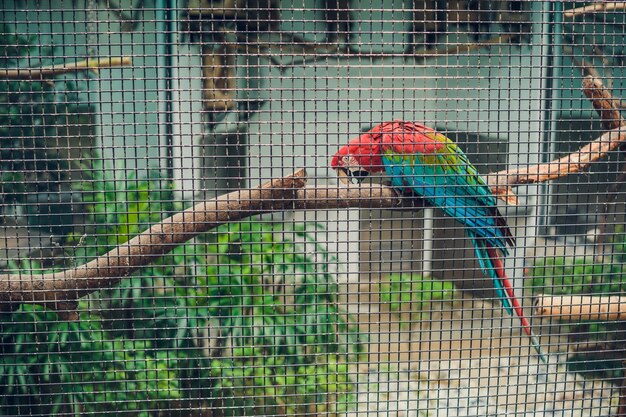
(0, 166, 363, 415)
(201, 221, 363, 415)
(378, 273, 456, 328)
(0, 304, 182, 416)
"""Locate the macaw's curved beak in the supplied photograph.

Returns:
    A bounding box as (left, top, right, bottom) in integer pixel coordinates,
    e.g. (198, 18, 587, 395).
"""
(337, 167, 370, 185)
(337, 168, 351, 185)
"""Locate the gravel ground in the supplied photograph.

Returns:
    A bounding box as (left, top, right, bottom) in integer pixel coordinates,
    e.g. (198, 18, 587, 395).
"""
(345, 354, 615, 417)
(343, 291, 618, 417)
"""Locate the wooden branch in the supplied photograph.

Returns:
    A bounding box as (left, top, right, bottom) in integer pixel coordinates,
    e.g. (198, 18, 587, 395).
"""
(489, 126, 626, 190)
(0, 169, 426, 319)
(564, 2, 626, 19)
(583, 76, 625, 130)
(202, 44, 236, 111)
(534, 294, 626, 322)
(0, 57, 133, 80)
(585, 75, 626, 257)
(563, 46, 603, 79)
(409, 34, 517, 61)
(0, 171, 305, 319)
(488, 75, 625, 201)
(3, 116, 625, 317)
(4, 117, 623, 318)
(563, 43, 615, 89)
(202, 28, 515, 74)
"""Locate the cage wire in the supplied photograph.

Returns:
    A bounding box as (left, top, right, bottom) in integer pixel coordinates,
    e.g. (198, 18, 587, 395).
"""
(1, 1, 625, 416)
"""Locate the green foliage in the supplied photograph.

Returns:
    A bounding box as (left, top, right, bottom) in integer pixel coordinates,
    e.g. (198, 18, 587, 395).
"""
(1, 166, 363, 415)
(378, 273, 456, 327)
(0, 24, 82, 213)
(0, 304, 181, 416)
(200, 221, 364, 415)
(529, 256, 626, 296)
(528, 231, 626, 380)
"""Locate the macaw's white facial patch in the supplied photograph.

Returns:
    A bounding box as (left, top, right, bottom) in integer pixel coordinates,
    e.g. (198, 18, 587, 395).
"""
(336, 155, 370, 184)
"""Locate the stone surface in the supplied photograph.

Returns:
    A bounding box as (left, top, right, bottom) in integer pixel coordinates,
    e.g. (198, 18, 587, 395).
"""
(343, 290, 617, 416)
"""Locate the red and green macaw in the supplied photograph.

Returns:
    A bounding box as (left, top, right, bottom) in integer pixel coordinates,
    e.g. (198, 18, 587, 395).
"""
(331, 120, 546, 362)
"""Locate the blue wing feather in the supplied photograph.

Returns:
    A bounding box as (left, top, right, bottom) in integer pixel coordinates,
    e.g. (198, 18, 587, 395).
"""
(382, 146, 511, 253)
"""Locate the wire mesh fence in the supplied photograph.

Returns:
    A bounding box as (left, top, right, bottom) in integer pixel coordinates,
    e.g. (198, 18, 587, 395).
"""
(1, 1, 625, 416)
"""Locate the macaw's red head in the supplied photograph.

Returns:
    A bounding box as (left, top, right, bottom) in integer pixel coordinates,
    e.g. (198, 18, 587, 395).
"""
(331, 121, 439, 184)
(331, 128, 386, 185)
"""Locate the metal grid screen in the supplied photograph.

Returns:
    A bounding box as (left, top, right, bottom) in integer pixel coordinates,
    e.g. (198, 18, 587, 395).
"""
(1, 1, 625, 416)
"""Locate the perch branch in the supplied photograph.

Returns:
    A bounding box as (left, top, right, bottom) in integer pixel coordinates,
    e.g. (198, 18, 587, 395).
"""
(489, 126, 626, 202)
(563, 45, 602, 79)
(0, 169, 426, 319)
(564, 2, 626, 18)
(488, 75, 625, 201)
(583, 75, 625, 131)
(409, 34, 517, 61)
(0, 57, 133, 80)
(534, 294, 626, 322)
(584, 74, 626, 257)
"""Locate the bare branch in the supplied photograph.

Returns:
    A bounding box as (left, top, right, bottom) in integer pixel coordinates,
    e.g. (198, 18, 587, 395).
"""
(489, 126, 626, 189)
(583, 75, 625, 130)
(0, 169, 425, 318)
(564, 2, 626, 19)
(534, 294, 626, 322)
(562, 46, 603, 79)
(0, 57, 133, 80)
(283, 34, 517, 69)
(488, 75, 625, 201)
(409, 34, 517, 61)
(576, 76, 626, 257)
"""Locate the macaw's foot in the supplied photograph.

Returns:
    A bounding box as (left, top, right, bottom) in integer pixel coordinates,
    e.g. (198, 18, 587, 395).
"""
(383, 181, 428, 209)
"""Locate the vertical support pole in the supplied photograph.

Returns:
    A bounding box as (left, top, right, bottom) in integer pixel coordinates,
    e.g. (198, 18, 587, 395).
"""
(156, 2, 175, 184)
(537, 1, 564, 234)
(509, 2, 561, 299)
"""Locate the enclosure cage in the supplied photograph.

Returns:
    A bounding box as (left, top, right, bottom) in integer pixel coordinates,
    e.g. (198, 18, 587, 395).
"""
(1, 1, 626, 416)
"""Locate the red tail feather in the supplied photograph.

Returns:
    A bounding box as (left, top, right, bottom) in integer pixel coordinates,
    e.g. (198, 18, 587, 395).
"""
(486, 247, 546, 363)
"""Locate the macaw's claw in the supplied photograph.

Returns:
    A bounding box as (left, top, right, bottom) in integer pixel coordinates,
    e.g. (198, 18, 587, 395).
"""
(382, 182, 427, 208)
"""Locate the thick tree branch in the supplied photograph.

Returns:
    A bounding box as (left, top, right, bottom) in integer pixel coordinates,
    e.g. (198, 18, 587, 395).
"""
(0, 170, 425, 319)
(489, 126, 626, 189)
(584, 75, 626, 257)
(583, 76, 625, 131)
(0, 57, 133, 80)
